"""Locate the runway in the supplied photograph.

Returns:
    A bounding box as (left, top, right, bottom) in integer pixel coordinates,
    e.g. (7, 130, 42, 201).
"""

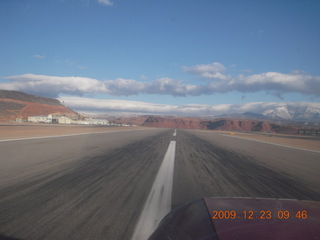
(0, 128, 319, 239)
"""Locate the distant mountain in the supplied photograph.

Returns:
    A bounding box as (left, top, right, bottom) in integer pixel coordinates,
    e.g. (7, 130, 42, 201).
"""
(141, 116, 304, 134)
(243, 112, 267, 119)
(0, 90, 62, 106)
(213, 112, 267, 120)
(99, 112, 320, 135)
(0, 90, 78, 121)
(262, 104, 320, 121)
(211, 103, 320, 123)
(143, 116, 201, 129)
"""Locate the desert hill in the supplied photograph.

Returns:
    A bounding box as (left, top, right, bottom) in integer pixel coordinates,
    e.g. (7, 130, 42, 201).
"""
(0, 90, 78, 122)
(142, 116, 291, 132)
(143, 116, 201, 129)
(108, 115, 318, 135)
(202, 118, 300, 134)
(0, 90, 62, 106)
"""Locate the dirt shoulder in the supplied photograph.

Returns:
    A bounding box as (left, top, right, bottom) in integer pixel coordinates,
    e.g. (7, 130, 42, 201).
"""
(1, 124, 319, 152)
(214, 130, 320, 152)
(0, 123, 148, 140)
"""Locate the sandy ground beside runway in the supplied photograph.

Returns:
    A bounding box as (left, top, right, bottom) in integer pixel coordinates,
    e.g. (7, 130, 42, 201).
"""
(1, 124, 318, 150)
(0, 123, 147, 140)
(213, 130, 320, 152)
(1, 123, 319, 151)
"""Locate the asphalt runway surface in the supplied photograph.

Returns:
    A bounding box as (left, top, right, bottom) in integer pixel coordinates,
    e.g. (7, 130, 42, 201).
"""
(0, 128, 319, 240)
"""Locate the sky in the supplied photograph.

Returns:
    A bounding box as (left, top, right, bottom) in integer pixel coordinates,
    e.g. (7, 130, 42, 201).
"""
(1, 0, 320, 115)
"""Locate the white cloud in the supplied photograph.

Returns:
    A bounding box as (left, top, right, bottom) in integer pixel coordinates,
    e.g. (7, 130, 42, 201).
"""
(183, 62, 228, 80)
(103, 78, 146, 96)
(140, 74, 148, 80)
(234, 72, 320, 95)
(59, 97, 178, 114)
(1, 74, 106, 98)
(0, 74, 201, 97)
(34, 54, 45, 59)
(1, 67, 320, 98)
(58, 96, 229, 115)
(58, 97, 320, 117)
(182, 62, 319, 96)
(145, 78, 198, 96)
(97, 0, 113, 6)
(78, 66, 87, 70)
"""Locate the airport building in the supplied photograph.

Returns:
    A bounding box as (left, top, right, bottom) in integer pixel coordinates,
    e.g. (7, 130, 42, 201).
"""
(28, 115, 58, 124)
(28, 114, 109, 125)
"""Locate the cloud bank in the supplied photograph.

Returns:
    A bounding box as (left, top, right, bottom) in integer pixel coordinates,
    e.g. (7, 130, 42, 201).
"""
(1, 62, 320, 98)
(1, 74, 106, 98)
(59, 97, 320, 116)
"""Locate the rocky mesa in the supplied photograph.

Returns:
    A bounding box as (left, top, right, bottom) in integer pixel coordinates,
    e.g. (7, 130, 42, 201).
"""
(142, 116, 318, 134)
(143, 116, 202, 129)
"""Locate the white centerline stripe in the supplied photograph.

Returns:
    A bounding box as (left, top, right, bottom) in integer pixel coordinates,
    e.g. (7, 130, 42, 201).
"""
(131, 140, 176, 240)
(173, 129, 177, 136)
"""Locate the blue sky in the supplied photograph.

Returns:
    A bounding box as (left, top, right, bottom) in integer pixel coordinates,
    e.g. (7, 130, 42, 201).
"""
(1, 0, 320, 115)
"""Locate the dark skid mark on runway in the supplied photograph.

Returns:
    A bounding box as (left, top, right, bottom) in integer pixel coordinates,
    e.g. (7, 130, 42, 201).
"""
(173, 131, 320, 208)
(0, 130, 172, 240)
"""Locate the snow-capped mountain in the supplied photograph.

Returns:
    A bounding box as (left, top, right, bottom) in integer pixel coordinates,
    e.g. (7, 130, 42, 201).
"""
(263, 106, 295, 120)
(262, 104, 320, 121)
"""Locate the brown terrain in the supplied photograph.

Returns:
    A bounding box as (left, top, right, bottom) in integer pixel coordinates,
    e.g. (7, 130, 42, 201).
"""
(133, 116, 318, 135)
(108, 116, 148, 126)
(143, 116, 202, 129)
(0, 124, 145, 140)
(1, 90, 319, 138)
(0, 90, 77, 121)
(207, 130, 320, 152)
(140, 116, 320, 151)
(0, 123, 318, 151)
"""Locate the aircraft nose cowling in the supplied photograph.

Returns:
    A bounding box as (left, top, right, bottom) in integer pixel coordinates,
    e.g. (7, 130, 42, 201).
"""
(148, 198, 218, 240)
(148, 197, 320, 240)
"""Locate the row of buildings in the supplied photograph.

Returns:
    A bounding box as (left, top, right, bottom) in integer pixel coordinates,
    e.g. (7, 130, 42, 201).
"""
(27, 114, 110, 125)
